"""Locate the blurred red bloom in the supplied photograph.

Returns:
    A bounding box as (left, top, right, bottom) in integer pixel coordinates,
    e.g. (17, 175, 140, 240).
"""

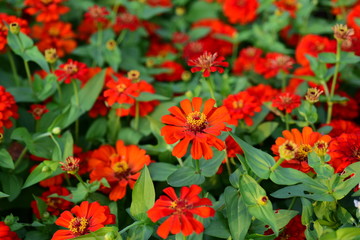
(280, 25, 301, 47)
(173, 32, 189, 44)
(225, 136, 243, 158)
(272, 92, 301, 113)
(154, 61, 185, 82)
(28, 104, 48, 120)
(146, 0, 172, 7)
(271, 127, 331, 173)
(183, 40, 209, 60)
(223, 0, 259, 25)
(246, 84, 279, 103)
(88, 140, 151, 201)
(264, 215, 306, 240)
(24, 0, 69, 22)
(0, 86, 18, 134)
(147, 39, 177, 57)
(31, 21, 77, 58)
(88, 95, 109, 118)
(332, 91, 359, 120)
(147, 185, 215, 239)
(295, 34, 336, 66)
(188, 51, 229, 77)
(347, 5, 360, 36)
(103, 75, 138, 106)
(52, 201, 115, 240)
(233, 47, 263, 75)
(0, 13, 30, 52)
(0, 221, 20, 240)
(326, 120, 360, 138)
(116, 80, 159, 117)
(329, 132, 360, 173)
(31, 186, 72, 219)
(161, 97, 230, 160)
(54, 59, 88, 84)
(223, 91, 262, 126)
(114, 12, 141, 32)
(84, 5, 109, 26)
(255, 52, 295, 79)
(274, 0, 298, 18)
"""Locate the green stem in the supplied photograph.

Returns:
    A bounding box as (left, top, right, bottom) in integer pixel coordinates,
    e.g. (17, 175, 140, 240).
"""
(281, 71, 287, 92)
(134, 101, 140, 131)
(14, 147, 28, 169)
(24, 60, 32, 87)
(56, 81, 63, 103)
(326, 41, 341, 124)
(194, 159, 201, 174)
(6, 50, 20, 86)
(176, 157, 184, 167)
(231, 40, 239, 66)
(288, 197, 297, 210)
(116, 29, 128, 44)
(49, 134, 62, 160)
(270, 158, 285, 172)
(93, 24, 103, 67)
(224, 150, 232, 175)
(119, 221, 142, 234)
(74, 173, 89, 191)
(72, 80, 80, 141)
(204, 77, 217, 106)
(285, 112, 289, 130)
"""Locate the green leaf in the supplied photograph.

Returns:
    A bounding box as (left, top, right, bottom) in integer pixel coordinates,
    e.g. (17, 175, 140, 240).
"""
(127, 224, 153, 240)
(188, 27, 211, 41)
(141, 116, 170, 153)
(130, 166, 155, 221)
(33, 196, 47, 218)
(270, 167, 311, 185)
(33, 73, 57, 101)
(167, 166, 205, 187)
(251, 210, 298, 235)
(319, 228, 360, 240)
(249, 121, 279, 145)
(340, 51, 360, 64)
(270, 184, 335, 201)
(307, 152, 334, 178)
(301, 198, 313, 225)
(224, 187, 251, 240)
(297, 101, 318, 124)
(23, 47, 50, 72)
(7, 87, 37, 102)
(204, 213, 230, 239)
(0, 148, 14, 169)
(318, 52, 336, 63)
(200, 150, 226, 177)
(117, 127, 143, 145)
(22, 160, 59, 189)
(139, 6, 170, 19)
(0, 173, 23, 201)
(135, 92, 169, 101)
(148, 162, 178, 181)
(7, 31, 33, 55)
(239, 174, 278, 235)
(230, 133, 275, 179)
(72, 227, 122, 240)
(85, 118, 107, 141)
(185, 1, 219, 22)
(0, 191, 9, 198)
(104, 47, 121, 72)
(333, 162, 360, 200)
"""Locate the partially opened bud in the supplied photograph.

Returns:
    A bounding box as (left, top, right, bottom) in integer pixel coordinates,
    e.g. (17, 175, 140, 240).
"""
(332, 24, 354, 42)
(60, 156, 80, 175)
(9, 22, 20, 34)
(305, 87, 323, 103)
(45, 48, 58, 64)
(279, 140, 297, 160)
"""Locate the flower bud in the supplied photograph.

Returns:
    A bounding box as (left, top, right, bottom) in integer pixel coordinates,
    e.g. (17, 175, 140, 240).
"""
(60, 156, 80, 175)
(42, 212, 50, 219)
(106, 39, 116, 51)
(175, 7, 186, 16)
(42, 166, 51, 173)
(9, 22, 20, 34)
(4, 214, 16, 225)
(332, 24, 354, 42)
(146, 58, 155, 68)
(313, 140, 329, 157)
(181, 71, 191, 82)
(51, 127, 61, 135)
(104, 231, 118, 240)
(185, 91, 193, 99)
(278, 140, 297, 160)
(127, 70, 140, 82)
(45, 48, 58, 64)
(305, 88, 323, 104)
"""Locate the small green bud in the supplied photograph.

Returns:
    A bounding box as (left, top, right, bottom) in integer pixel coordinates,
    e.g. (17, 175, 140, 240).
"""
(42, 166, 51, 173)
(51, 127, 61, 135)
(104, 231, 118, 240)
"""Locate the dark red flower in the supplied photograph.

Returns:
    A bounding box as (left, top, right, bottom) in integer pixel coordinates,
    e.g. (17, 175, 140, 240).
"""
(188, 51, 229, 77)
(233, 47, 263, 75)
(274, 0, 299, 18)
(28, 104, 48, 120)
(114, 12, 140, 32)
(54, 59, 88, 84)
(272, 92, 301, 113)
(0, 86, 18, 134)
(264, 215, 306, 240)
(84, 5, 109, 26)
(147, 185, 215, 239)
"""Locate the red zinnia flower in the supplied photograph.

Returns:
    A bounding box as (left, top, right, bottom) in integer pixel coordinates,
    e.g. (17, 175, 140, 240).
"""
(255, 52, 295, 79)
(114, 12, 141, 33)
(233, 47, 263, 75)
(28, 104, 48, 120)
(246, 84, 279, 103)
(347, 5, 360, 36)
(154, 61, 185, 82)
(51, 201, 115, 240)
(271, 127, 331, 173)
(24, 0, 69, 23)
(147, 185, 215, 239)
(326, 120, 360, 138)
(264, 215, 306, 240)
(272, 92, 301, 113)
(103, 75, 138, 106)
(88, 140, 151, 201)
(0, 86, 18, 134)
(223, 0, 259, 25)
(88, 94, 110, 118)
(223, 91, 262, 126)
(328, 132, 360, 173)
(188, 51, 229, 77)
(146, 0, 172, 7)
(84, 5, 109, 26)
(0, 13, 30, 52)
(274, 0, 299, 18)
(161, 97, 230, 160)
(331, 91, 359, 120)
(31, 21, 77, 58)
(0, 221, 20, 240)
(295, 34, 336, 66)
(280, 25, 301, 47)
(31, 186, 73, 218)
(225, 136, 244, 158)
(54, 59, 88, 84)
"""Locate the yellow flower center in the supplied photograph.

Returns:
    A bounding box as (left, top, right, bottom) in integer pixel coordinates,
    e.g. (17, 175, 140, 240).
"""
(69, 217, 88, 236)
(41, 0, 53, 4)
(186, 111, 208, 133)
(170, 199, 190, 215)
(295, 144, 312, 161)
(232, 100, 244, 109)
(49, 27, 60, 37)
(112, 161, 129, 174)
(64, 63, 78, 75)
(116, 83, 127, 93)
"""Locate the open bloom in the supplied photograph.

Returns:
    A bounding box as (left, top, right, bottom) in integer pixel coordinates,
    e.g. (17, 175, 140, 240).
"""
(161, 97, 230, 160)
(54, 59, 88, 84)
(188, 51, 229, 77)
(88, 140, 151, 201)
(147, 185, 215, 239)
(223, 0, 259, 25)
(24, 0, 69, 23)
(0, 221, 21, 240)
(255, 52, 295, 79)
(271, 127, 331, 173)
(28, 104, 48, 120)
(272, 92, 301, 113)
(51, 201, 115, 240)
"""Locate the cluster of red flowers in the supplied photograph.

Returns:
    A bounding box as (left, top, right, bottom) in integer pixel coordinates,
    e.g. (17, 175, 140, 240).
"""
(0, 86, 18, 134)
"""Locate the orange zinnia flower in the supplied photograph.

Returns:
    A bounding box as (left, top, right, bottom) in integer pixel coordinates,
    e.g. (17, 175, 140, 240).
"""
(161, 97, 230, 160)
(271, 127, 331, 173)
(223, 0, 259, 25)
(88, 140, 151, 201)
(51, 201, 115, 240)
(24, 0, 69, 23)
(103, 75, 138, 106)
(147, 185, 215, 239)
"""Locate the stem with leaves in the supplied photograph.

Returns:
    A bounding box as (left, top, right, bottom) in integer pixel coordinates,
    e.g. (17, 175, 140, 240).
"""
(6, 50, 20, 86)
